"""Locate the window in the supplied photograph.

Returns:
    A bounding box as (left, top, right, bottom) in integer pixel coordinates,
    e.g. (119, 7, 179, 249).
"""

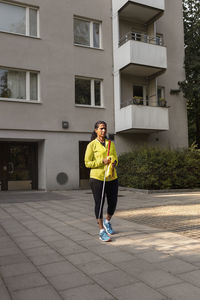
(133, 85, 143, 98)
(0, 68, 39, 102)
(74, 17, 101, 48)
(157, 86, 165, 100)
(75, 77, 102, 107)
(0, 2, 39, 37)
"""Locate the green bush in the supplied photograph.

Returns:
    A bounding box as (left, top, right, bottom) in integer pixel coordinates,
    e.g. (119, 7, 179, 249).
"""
(117, 147, 200, 190)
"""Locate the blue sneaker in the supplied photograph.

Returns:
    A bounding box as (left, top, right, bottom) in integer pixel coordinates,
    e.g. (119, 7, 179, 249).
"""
(103, 219, 114, 235)
(99, 230, 111, 242)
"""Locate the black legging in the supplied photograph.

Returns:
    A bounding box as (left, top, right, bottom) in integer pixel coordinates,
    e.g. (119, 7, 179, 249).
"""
(90, 178, 118, 219)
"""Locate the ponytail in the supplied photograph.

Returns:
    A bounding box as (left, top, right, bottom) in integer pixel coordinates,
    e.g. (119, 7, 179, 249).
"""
(91, 131, 97, 141)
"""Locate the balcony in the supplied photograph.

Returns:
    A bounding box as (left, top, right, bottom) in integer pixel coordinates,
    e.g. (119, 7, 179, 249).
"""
(114, 0, 165, 24)
(116, 100, 169, 133)
(115, 32, 167, 76)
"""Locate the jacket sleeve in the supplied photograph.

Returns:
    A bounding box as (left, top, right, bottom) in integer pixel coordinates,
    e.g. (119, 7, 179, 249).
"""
(109, 142, 118, 166)
(84, 142, 104, 169)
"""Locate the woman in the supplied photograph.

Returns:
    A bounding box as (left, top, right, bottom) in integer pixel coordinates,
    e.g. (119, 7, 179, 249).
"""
(85, 121, 118, 242)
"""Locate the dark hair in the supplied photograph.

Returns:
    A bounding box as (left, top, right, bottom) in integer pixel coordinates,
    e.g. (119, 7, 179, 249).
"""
(91, 121, 107, 141)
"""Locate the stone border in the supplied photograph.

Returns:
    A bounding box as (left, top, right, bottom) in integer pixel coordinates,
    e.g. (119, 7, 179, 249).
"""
(119, 186, 200, 194)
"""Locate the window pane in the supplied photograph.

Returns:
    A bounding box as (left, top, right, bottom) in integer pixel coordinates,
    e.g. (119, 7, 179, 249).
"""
(74, 19, 90, 46)
(30, 73, 38, 100)
(0, 3, 25, 35)
(133, 86, 143, 97)
(95, 80, 101, 106)
(75, 78, 91, 105)
(157, 88, 162, 100)
(29, 8, 37, 37)
(93, 23, 100, 48)
(0, 69, 26, 99)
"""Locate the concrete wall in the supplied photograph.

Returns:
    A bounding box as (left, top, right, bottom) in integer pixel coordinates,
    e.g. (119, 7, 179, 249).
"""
(115, 0, 188, 153)
(0, 0, 114, 190)
(0, 0, 114, 134)
(0, 0, 188, 190)
(156, 0, 188, 149)
(0, 130, 90, 190)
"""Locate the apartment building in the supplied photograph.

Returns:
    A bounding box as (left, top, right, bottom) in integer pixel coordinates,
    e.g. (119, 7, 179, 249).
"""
(0, 0, 188, 191)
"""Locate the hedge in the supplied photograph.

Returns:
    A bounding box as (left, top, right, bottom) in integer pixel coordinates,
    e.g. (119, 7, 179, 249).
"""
(117, 147, 200, 190)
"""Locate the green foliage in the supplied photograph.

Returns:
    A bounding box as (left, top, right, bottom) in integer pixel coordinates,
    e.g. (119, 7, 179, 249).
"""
(118, 147, 200, 190)
(179, 0, 200, 147)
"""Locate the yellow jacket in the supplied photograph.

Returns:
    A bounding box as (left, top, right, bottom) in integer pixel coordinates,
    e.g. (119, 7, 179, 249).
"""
(85, 139, 118, 181)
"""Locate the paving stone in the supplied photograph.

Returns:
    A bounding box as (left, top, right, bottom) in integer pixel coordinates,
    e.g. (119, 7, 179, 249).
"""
(48, 271, 93, 290)
(56, 244, 86, 256)
(0, 240, 16, 249)
(23, 246, 57, 257)
(78, 258, 116, 275)
(11, 285, 62, 300)
(178, 270, 200, 287)
(0, 247, 21, 257)
(158, 258, 198, 274)
(38, 261, 78, 277)
(160, 282, 200, 300)
(0, 262, 37, 278)
(113, 282, 166, 300)
(117, 257, 159, 276)
(4, 272, 48, 291)
(61, 283, 114, 300)
(66, 251, 101, 265)
(0, 278, 12, 300)
(41, 234, 66, 242)
(135, 249, 171, 263)
(30, 253, 65, 266)
(98, 250, 135, 264)
(2, 190, 200, 300)
(136, 269, 183, 288)
(0, 254, 29, 266)
(89, 244, 117, 255)
(93, 269, 138, 290)
(78, 237, 103, 248)
(17, 240, 46, 250)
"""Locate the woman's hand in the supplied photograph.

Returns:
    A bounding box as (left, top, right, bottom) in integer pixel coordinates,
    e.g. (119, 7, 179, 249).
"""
(103, 157, 111, 165)
(112, 160, 117, 167)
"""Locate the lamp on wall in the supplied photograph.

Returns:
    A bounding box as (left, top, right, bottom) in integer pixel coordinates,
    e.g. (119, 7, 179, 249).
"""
(62, 121, 69, 129)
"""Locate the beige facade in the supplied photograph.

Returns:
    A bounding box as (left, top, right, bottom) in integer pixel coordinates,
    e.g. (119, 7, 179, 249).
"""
(0, 0, 188, 191)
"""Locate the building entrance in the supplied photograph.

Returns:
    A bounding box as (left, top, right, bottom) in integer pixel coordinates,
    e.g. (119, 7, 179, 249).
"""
(0, 142, 38, 191)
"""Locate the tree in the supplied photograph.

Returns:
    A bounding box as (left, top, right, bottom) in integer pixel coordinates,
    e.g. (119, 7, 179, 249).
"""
(179, 0, 200, 147)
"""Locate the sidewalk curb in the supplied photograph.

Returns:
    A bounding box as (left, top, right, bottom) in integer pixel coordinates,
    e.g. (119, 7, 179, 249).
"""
(119, 186, 200, 194)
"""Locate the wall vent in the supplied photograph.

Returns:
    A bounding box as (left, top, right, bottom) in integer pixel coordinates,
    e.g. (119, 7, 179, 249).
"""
(56, 172, 68, 185)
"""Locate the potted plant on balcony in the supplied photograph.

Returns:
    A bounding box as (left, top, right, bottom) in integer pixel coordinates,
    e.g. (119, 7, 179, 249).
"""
(132, 96, 143, 105)
(159, 97, 167, 107)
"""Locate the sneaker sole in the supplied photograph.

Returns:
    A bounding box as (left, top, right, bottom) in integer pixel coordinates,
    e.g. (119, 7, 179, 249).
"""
(99, 236, 111, 242)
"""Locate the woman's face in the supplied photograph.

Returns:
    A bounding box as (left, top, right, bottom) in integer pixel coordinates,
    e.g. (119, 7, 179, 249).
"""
(95, 123, 107, 139)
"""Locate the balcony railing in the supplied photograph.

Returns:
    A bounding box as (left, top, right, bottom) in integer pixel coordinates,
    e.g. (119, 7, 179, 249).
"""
(119, 32, 164, 47)
(121, 98, 167, 108)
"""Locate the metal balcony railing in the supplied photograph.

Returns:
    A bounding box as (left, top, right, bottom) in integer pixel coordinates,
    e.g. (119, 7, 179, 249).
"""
(121, 98, 167, 108)
(119, 32, 164, 47)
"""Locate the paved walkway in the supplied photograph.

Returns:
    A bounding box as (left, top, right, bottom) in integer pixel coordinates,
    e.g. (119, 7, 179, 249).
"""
(0, 189, 200, 300)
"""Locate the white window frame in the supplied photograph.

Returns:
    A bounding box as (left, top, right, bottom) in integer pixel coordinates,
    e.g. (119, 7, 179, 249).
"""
(74, 17, 102, 49)
(157, 86, 165, 99)
(0, 1, 39, 38)
(75, 76, 103, 108)
(0, 67, 40, 103)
